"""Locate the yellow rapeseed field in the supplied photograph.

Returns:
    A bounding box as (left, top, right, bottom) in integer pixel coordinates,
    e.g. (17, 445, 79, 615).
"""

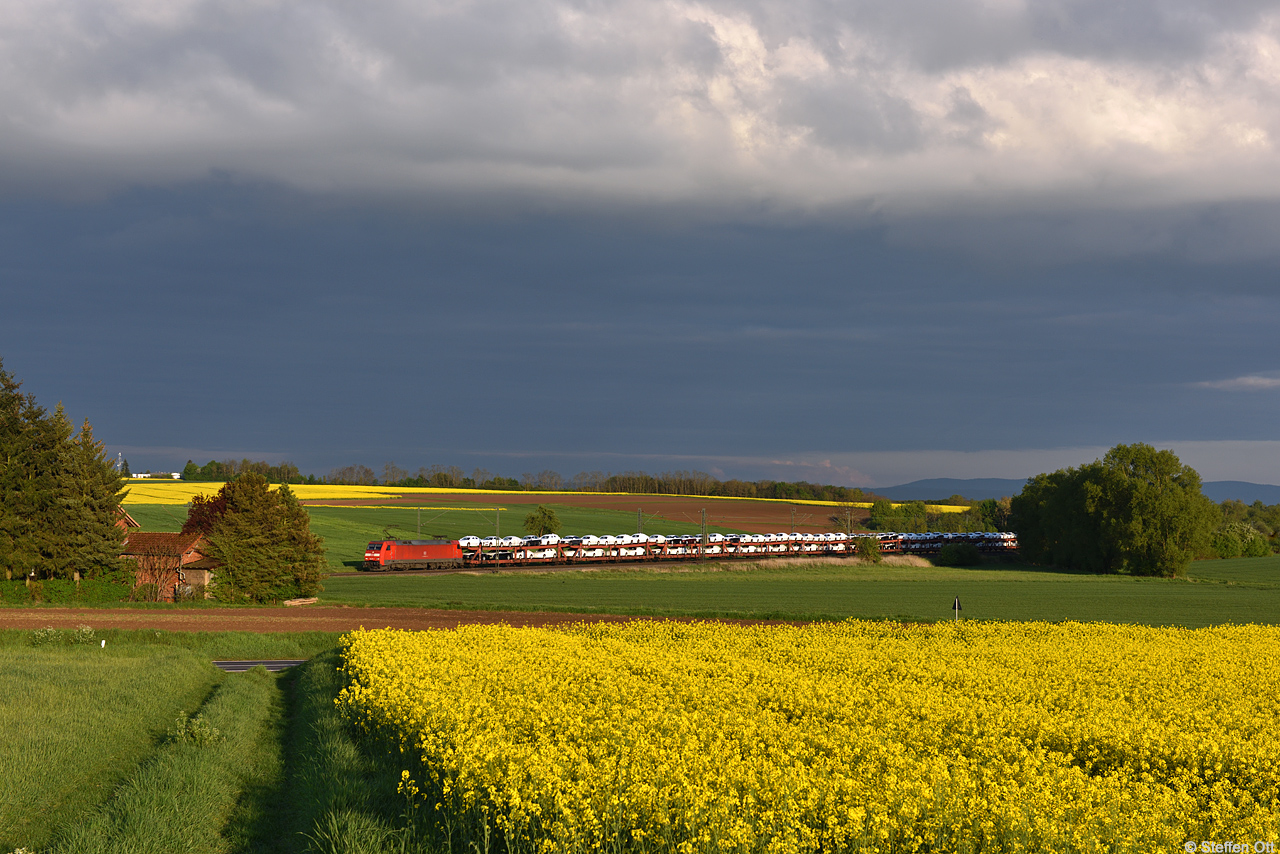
(119, 479, 967, 512)
(119, 481, 455, 504)
(338, 621, 1280, 853)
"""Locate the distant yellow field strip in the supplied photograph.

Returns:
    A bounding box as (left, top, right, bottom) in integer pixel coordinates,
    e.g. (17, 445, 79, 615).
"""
(120, 481, 453, 505)
(304, 505, 506, 511)
(120, 479, 968, 512)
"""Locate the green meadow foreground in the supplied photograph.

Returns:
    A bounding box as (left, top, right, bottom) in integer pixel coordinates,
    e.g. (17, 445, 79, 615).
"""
(318, 556, 1280, 627)
(0, 630, 380, 854)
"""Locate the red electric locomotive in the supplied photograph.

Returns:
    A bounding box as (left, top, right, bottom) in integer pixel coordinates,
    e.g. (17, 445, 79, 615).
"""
(363, 539, 464, 571)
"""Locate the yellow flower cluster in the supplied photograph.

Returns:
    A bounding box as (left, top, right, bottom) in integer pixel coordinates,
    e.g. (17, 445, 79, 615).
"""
(338, 621, 1280, 853)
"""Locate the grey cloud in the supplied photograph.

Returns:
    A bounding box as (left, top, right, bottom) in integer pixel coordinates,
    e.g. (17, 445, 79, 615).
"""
(879, 201, 1280, 270)
(1194, 375, 1280, 391)
(9, 184, 1280, 449)
(1019, 0, 1271, 63)
(776, 77, 924, 152)
(729, 0, 1274, 69)
(0, 0, 1278, 212)
(944, 86, 997, 145)
(7, 3, 1280, 487)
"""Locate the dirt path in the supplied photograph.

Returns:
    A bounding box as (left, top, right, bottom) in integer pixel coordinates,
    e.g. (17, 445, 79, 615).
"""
(0, 606, 795, 633)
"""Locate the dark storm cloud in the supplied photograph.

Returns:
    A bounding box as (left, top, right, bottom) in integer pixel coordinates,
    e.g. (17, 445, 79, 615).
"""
(4, 183, 1280, 483)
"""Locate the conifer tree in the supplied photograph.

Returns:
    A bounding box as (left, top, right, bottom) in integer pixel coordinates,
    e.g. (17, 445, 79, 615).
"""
(0, 358, 126, 581)
(67, 418, 128, 578)
(0, 362, 27, 580)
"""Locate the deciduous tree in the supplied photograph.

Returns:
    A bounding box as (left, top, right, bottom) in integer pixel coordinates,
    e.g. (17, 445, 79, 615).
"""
(327, 464, 377, 485)
(856, 536, 882, 564)
(829, 502, 864, 535)
(1094, 443, 1217, 576)
(867, 500, 927, 533)
(187, 474, 325, 603)
(523, 505, 562, 536)
(130, 538, 182, 602)
(1011, 443, 1216, 577)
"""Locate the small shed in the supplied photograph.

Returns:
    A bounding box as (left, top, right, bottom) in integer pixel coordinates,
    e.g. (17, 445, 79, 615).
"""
(120, 532, 216, 600)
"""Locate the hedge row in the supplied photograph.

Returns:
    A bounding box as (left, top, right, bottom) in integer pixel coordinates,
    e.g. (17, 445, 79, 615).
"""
(0, 579, 132, 605)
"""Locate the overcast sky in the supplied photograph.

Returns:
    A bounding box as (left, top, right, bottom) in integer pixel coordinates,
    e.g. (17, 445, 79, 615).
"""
(4, 0, 1280, 487)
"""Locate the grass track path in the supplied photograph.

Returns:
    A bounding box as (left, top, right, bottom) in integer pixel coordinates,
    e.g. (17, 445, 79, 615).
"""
(49, 668, 281, 854)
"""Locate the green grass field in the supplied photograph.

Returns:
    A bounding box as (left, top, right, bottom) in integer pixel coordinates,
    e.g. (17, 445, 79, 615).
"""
(126, 502, 745, 570)
(0, 629, 406, 854)
(317, 557, 1280, 627)
(122, 501, 1280, 625)
(0, 643, 218, 850)
(1183, 553, 1280, 584)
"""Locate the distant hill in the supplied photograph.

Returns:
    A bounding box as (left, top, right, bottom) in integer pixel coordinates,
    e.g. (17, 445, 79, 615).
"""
(873, 478, 1027, 501)
(876, 477, 1280, 505)
(1201, 481, 1280, 504)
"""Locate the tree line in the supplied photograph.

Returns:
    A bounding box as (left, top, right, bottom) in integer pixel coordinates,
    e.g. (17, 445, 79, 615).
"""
(18, 354, 1267, 587)
(187, 454, 1280, 576)
(326, 462, 879, 502)
(181, 458, 880, 503)
(182, 459, 319, 484)
(856, 498, 1011, 534)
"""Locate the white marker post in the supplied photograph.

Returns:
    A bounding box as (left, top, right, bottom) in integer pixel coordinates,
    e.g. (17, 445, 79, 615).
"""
(953, 596, 962, 622)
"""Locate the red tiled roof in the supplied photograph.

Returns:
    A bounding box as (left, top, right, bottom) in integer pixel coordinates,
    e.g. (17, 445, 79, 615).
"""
(121, 532, 204, 556)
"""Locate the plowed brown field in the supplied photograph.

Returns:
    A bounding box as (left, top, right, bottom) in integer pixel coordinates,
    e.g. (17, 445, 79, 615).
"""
(0, 606, 794, 633)
(303, 492, 864, 534)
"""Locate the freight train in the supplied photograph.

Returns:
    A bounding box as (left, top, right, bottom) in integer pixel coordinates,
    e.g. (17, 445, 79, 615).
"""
(362, 530, 1017, 571)
(362, 539, 464, 570)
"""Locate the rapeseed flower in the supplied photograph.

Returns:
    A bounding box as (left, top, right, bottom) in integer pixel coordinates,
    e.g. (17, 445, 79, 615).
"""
(339, 621, 1280, 853)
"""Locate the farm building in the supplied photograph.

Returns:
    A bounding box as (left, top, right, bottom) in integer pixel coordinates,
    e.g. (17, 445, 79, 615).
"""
(114, 507, 140, 532)
(120, 532, 217, 601)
